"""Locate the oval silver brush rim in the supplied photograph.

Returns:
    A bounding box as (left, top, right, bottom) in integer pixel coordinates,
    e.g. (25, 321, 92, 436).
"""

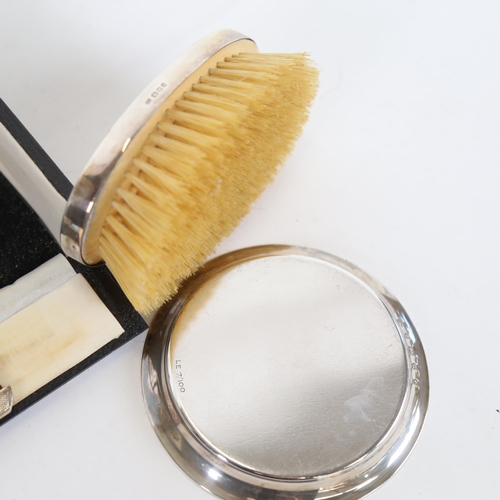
(60, 29, 254, 265)
(141, 245, 429, 500)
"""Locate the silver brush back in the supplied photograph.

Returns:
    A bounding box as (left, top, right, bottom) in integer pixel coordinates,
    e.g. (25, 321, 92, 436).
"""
(60, 30, 255, 266)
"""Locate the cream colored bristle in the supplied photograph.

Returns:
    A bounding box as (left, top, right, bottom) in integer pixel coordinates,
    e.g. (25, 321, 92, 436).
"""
(98, 52, 318, 313)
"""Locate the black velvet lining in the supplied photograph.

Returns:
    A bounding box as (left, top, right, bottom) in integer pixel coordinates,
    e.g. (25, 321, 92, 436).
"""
(0, 99, 147, 426)
(0, 172, 61, 287)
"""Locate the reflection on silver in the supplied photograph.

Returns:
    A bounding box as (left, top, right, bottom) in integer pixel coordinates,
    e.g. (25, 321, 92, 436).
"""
(0, 385, 13, 419)
(142, 246, 429, 500)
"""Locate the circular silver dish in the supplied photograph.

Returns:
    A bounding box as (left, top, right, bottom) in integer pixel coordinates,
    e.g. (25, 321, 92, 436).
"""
(142, 245, 429, 500)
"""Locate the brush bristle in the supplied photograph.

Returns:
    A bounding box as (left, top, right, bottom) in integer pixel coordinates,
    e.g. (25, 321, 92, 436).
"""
(98, 52, 319, 313)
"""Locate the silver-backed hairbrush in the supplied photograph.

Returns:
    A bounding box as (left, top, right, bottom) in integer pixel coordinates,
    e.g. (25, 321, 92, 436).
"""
(3, 30, 318, 314)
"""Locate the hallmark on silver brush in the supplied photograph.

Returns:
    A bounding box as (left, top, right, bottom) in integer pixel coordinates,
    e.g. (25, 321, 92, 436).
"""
(145, 82, 168, 104)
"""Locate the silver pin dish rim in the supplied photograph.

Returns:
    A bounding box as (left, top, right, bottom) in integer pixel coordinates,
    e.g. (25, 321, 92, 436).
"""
(141, 245, 429, 500)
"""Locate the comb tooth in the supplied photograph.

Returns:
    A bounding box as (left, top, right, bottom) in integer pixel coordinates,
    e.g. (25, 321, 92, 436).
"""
(98, 52, 318, 313)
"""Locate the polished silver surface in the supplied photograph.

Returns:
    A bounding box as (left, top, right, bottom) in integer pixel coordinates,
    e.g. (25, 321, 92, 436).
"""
(60, 29, 255, 265)
(142, 246, 429, 500)
(0, 385, 13, 419)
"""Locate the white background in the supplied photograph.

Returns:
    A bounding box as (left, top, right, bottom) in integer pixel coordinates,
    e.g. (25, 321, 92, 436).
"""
(1, 1, 499, 498)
